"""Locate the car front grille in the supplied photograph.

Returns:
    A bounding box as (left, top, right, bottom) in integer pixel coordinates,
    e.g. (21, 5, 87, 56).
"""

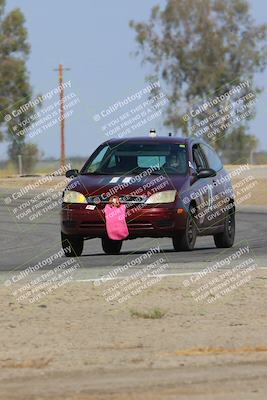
(86, 195, 147, 205)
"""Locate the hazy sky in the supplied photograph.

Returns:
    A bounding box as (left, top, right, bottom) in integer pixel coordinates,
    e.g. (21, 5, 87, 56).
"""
(1, 0, 266, 160)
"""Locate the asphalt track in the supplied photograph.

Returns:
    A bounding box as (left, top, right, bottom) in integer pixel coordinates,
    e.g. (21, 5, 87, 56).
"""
(0, 189, 266, 281)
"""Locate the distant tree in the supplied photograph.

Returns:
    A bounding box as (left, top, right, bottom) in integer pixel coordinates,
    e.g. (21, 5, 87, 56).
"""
(221, 126, 258, 164)
(8, 142, 39, 174)
(130, 0, 267, 159)
(21, 143, 39, 174)
(0, 0, 36, 165)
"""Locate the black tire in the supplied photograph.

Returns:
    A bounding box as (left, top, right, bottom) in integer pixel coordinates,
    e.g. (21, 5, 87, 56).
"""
(61, 231, 84, 257)
(172, 205, 197, 251)
(102, 237, 122, 255)
(214, 210, 235, 248)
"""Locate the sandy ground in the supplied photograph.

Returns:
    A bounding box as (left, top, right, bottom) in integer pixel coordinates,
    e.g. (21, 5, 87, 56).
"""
(1, 165, 266, 399)
(1, 270, 267, 400)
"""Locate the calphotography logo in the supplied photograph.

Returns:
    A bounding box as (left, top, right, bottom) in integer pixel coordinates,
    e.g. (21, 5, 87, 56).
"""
(92, 81, 169, 139)
(4, 244, 82, 305)
(95, 241, 170, 304)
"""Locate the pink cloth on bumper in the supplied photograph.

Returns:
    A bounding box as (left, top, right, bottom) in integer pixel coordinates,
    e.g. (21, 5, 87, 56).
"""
(104, 204, 129, 240)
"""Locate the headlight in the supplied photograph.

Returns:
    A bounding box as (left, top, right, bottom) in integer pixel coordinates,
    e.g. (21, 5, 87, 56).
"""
(145, 190, 177, 204)
(63, 190, 87, 204)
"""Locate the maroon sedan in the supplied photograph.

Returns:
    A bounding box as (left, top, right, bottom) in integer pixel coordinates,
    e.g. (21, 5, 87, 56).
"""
(61, 136, 235, 256)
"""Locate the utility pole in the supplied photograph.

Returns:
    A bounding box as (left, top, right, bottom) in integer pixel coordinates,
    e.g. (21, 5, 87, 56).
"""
(53, 64, 70, 169)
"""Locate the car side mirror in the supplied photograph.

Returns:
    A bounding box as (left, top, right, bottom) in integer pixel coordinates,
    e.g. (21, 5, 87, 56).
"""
(65, 169, 79, 178)
(197, 168, 216, 179)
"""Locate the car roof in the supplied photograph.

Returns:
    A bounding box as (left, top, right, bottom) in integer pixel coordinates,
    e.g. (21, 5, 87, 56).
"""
(104, 136, 207, 146)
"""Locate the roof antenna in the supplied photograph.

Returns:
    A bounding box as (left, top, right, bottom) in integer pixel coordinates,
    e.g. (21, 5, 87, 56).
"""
(149, 129, 157, 137)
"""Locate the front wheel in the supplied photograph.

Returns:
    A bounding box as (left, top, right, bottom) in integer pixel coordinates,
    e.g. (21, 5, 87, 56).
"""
(172, 206, 197, 251)
(61, 231, 84, 257)
(213, 210, 235, 248)
(102, 237, 122, 255)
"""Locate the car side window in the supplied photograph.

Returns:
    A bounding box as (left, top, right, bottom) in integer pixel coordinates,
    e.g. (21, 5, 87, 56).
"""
(200, 144, 223, 172)
(192, 144, 207, 171)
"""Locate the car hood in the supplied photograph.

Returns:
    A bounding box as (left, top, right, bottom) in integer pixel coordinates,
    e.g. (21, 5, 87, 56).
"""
(65, 173, 189, 200)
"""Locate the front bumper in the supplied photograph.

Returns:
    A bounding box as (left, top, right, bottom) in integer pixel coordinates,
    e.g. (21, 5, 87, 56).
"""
(61, 203, 187, 239)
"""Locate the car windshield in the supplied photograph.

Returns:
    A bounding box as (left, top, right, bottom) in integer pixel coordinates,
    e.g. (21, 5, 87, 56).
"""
(82, 142, 188, 175)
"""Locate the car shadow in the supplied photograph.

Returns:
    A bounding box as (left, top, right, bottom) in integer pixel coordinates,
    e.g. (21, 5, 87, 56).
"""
(80, 246, 217, 257)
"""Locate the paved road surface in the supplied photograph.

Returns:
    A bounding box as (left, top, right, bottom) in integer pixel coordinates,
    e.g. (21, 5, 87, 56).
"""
(0, 189, 266, 281)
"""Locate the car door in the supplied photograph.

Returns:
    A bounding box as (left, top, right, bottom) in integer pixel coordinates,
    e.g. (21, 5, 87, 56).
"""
(200, 143, 231, 227)
(191, 143, 213, 229)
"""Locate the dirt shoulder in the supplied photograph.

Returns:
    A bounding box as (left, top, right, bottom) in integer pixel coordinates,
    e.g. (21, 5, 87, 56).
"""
(1, 271, 267, 400)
